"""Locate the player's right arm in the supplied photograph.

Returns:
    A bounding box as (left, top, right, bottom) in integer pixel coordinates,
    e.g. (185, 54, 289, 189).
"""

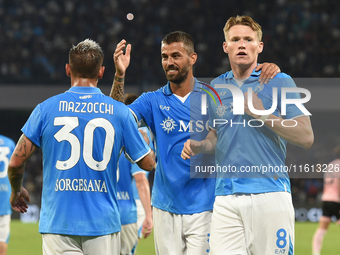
(109, 39, 131, 102)
(134, 172, 153, 238)
(136, 129, 155, 171)
(136, 149, 156, 171)
(7, 134, 35, 213)
(181, 129, 217, 160)
(123, 111, 156, 171)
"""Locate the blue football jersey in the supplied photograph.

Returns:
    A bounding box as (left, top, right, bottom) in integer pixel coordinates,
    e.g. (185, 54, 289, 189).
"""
(208, 69, 305, 195)
(129, 79, 216, 214)
(21, 86, 150, 236)
(0, 135, 15, 216)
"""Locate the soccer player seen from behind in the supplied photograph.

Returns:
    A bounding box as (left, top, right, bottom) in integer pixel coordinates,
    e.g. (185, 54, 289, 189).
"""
(7, 39, 155, 255)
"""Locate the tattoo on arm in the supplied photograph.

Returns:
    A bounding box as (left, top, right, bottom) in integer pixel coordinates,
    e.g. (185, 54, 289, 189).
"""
(110, 76, 125, 102)
(14, 136, 34, 158)
(8, 163, 25, 192)
(8, 135, 36, 192)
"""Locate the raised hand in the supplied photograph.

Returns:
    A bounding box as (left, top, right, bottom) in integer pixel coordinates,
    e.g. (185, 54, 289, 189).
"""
(113, 39, 131, 77)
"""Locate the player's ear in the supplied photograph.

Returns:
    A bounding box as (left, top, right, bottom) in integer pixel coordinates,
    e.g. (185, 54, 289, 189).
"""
(98, 66, 105, 79)
(189, 52, 197, 66)
(257, 42, 264, 54)
(65, 64, 71, 77)
(223, 42, 228, 54)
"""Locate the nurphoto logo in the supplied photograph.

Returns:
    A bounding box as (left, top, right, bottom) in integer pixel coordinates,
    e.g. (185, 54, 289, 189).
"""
(201, 84, 311, 116)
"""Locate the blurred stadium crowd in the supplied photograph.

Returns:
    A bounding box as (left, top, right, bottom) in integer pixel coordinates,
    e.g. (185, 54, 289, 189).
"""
(1, 0, 340, 209)
(1, 0, 340, 85)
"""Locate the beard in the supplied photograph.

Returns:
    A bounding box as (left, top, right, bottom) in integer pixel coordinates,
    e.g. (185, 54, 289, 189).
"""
(164, 64, 190, 85)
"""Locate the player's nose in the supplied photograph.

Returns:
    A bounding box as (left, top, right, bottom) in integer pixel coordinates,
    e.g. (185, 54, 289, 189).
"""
(167, 57, 175, 65)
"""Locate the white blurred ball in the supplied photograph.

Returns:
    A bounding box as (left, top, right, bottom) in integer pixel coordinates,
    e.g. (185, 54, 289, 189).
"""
(127, 13, 134, 21)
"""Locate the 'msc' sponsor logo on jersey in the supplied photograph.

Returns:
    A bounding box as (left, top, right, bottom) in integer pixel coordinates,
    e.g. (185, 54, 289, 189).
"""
(160, 117, 209, 133)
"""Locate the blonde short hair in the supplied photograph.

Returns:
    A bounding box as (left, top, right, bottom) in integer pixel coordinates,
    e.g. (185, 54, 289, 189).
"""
(223, 15, 262, 42)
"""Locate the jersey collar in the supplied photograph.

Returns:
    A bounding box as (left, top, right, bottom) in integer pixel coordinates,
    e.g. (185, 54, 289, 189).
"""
(225, 67, 261, 79)
(162, 82, 173, 96)
(67, 86, 103, 94)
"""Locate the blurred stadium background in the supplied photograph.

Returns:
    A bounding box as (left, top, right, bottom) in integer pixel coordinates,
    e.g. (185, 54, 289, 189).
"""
(1, 0, 340, 253)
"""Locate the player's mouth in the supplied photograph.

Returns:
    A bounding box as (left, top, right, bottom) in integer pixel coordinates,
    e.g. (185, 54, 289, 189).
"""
(237, 52, 247, 56)
(167, 69, 179, 74)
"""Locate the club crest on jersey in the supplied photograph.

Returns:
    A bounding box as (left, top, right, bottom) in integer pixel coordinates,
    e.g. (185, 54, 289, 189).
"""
(161, 117, 177, 133)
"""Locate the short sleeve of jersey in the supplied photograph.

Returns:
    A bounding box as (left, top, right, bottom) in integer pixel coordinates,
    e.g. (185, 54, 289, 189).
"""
(128, 92, 154, 127)
(275, 73, 305, 120)
(21, 104, 43, 147)
(122, 110, 151, 163)
(131, 163, 147, 176)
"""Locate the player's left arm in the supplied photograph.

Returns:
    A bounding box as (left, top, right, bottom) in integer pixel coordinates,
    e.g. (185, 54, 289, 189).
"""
(256, 62, 281, 84)
(244, 90, 314, 149)
(8, 134, 36, 213)
(134, 172, 153, 238)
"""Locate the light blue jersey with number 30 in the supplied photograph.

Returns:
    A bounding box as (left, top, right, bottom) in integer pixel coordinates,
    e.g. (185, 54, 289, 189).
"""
(22, 86, 150, 236)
